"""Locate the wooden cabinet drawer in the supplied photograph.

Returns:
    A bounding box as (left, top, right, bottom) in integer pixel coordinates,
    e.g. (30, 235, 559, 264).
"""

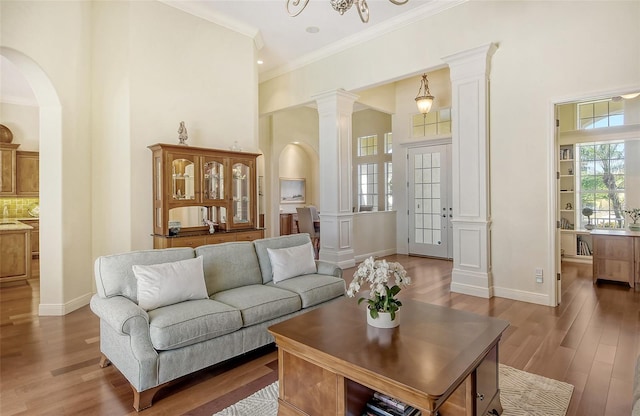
(169, 236, 207, 248)
(205, 234, 236, 245)
(235, 230, 264, 241)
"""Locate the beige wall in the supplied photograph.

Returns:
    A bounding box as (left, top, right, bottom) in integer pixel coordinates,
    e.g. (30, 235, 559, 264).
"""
(259, 1, 640, 302)
(0, 103, 39, 151)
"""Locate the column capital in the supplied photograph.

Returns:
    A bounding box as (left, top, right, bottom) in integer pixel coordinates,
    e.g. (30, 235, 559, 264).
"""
(312, 89, 359, 115)
(442, 43, 498, 80)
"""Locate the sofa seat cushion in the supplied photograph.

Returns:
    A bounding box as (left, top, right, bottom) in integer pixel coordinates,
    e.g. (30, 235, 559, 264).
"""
(148, 299, 242, 351)
(212, 285, 301, 327)
(268, 274, 345, 308)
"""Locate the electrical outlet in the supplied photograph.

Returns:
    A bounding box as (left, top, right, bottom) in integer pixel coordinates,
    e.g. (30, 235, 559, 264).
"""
(535, 268, 543, 283)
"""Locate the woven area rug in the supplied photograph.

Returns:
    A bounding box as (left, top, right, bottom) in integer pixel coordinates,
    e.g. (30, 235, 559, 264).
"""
(214, 364, 573, 416)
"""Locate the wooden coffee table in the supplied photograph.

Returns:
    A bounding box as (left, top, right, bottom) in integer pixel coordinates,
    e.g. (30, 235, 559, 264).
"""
(268, 297, 509, 416)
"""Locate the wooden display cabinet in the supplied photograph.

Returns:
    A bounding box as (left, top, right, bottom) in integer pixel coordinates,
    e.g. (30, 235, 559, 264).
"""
(149, 143, 263, 248)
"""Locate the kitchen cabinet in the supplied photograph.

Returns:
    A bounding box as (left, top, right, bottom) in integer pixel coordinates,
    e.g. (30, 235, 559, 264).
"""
(0, 143, 18, 195)
(149, 143, 263, 248)
(20, 219, 39, 256)
(16, 151, 39, 196)
(0, 221, 32, 285)
(0, 145, 39, 196)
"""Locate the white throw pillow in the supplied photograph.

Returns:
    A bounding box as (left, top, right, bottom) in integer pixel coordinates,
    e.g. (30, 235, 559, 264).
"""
(133, 256, 208, 311)
(267, 242, 317, 283)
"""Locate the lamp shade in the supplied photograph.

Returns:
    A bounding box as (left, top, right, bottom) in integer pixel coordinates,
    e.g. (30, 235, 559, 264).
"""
(415, 96, 434, 114)
(415, 73, 435, 114)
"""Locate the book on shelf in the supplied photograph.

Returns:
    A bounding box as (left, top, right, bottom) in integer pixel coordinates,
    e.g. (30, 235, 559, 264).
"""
(374, 392, 407, 411)
(364, 396, 420, 416)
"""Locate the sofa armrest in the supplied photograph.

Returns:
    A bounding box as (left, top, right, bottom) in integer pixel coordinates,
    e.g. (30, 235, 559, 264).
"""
(90, 294, 149, 335)
(316, 261, 343, 279)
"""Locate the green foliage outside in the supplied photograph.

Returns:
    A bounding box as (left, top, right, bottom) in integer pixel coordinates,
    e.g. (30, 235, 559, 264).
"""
(578, 142, 625, 228)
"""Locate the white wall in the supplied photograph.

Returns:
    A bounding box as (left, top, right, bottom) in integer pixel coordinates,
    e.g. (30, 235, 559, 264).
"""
(1, 0, 259, 313)
(260, 1, 640, 304)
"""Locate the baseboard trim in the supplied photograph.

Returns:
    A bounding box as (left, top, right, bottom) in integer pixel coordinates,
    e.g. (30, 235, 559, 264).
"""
(39, 292, 93, 316)
(450, 281, 491, 298)
(354, 249, 396, 263)
(493, 286, 550, 306)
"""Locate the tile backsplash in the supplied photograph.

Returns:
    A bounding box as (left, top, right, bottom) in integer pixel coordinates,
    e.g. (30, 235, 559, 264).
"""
(0, 198, 39, 218)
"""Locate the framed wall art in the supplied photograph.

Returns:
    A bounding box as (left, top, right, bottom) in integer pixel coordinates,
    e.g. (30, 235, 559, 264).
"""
(280, 178, 306, 203)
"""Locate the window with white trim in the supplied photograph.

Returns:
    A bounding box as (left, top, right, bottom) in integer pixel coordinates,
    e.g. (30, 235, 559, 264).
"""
(577, 141, 626, 228)
(355, 133, 392, 211)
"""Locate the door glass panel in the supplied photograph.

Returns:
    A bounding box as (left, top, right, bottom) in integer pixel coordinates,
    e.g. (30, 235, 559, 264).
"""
(172, 158, 195, 200)
(232, 163, 250, 224)
(409, 144, 451, 258)
(204, 160, 224, 200)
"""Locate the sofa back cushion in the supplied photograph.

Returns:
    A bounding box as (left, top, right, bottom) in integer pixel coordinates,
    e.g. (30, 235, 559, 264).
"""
(195, 242, 262, 295)
(253, 234, 314, 284)
(94, 248, 195, 302)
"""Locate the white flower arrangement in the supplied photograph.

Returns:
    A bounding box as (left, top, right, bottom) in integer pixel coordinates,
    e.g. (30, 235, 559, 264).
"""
(346, 256, 411, 320)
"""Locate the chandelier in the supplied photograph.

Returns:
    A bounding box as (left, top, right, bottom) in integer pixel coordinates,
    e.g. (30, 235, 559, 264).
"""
(415, 73, 434, 115)
(287, 0, 409, 23)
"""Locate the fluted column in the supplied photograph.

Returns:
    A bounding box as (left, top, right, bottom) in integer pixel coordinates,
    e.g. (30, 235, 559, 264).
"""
(313, 89, 359, 268)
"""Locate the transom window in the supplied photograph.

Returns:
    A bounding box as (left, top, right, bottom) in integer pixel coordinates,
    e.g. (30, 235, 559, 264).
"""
(577, 100, 624, 130)
(412, 108, 451, 137)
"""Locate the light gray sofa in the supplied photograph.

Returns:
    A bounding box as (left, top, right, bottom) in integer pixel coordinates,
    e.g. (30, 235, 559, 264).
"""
(90, 234, 345, 411)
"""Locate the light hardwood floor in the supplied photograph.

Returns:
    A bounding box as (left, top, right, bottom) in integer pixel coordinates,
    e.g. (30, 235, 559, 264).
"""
(0, 256, 638, 415)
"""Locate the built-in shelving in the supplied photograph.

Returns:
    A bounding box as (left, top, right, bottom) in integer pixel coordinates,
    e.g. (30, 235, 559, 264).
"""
(558, 144, 592, 263)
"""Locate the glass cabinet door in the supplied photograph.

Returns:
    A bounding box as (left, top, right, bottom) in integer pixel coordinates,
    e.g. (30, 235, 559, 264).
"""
(171, 157, 196, 201)
(203, 159, 225, 201)
(231, 162, 251, 225)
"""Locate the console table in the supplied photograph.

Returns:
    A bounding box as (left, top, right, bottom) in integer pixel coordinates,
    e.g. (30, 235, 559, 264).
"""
(591, 229, 640, 289)
(268, 298, 509, 416)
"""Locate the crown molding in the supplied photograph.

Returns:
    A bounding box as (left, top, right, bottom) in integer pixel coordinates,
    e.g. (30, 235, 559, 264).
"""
(158, 0, 264, 50)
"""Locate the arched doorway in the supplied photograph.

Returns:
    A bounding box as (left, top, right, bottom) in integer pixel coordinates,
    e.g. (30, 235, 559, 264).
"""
(1, 47, 64, 315)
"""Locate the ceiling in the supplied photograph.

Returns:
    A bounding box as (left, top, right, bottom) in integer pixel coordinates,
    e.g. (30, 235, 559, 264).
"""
(160, 0, 464, 80)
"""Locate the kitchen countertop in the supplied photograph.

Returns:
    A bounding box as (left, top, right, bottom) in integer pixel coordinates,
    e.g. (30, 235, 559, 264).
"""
(0, 220, 34, 231)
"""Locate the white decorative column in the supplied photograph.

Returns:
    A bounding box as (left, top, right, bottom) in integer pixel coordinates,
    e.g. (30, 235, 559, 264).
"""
(442, 43, 498, 298)
(313, 89, 358, 268)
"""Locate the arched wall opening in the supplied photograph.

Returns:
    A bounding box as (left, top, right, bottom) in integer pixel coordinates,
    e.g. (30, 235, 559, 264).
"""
(0, 46, 64, 315)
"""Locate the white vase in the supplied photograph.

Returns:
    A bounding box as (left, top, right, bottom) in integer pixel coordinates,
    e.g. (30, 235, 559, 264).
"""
(629, 223, 640, 231)
(367, 310, 399, 328)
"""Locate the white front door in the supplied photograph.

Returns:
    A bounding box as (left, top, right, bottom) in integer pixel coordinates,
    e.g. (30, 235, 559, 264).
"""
(408, 145, 452, 258)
